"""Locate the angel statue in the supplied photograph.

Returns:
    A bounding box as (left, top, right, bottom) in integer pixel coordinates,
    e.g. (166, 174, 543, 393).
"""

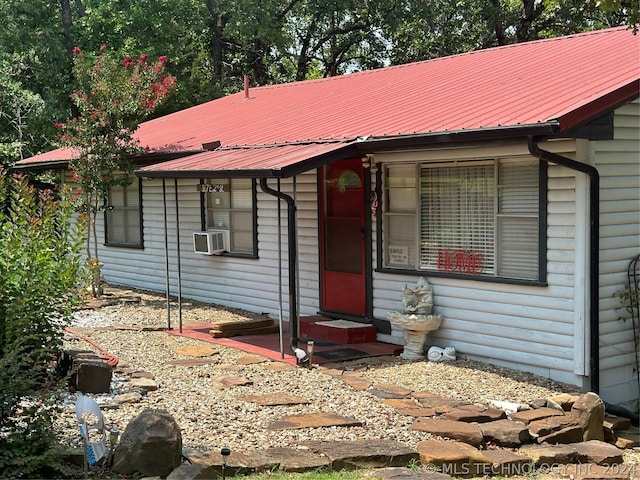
(401, 277, 434, 315)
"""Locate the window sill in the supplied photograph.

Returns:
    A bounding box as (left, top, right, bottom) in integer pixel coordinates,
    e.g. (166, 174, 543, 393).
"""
(104, 243, 144, 250)
(218, 252, 259, 259)
(376, 267, 547, 287)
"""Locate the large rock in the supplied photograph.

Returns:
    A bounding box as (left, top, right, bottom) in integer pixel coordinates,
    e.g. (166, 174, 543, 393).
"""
(112, 409, 182, 477)
(416, 439, 492, 477)
(479, 419, 531, 447)
(571, 440, 624, 465)
(60, 350, 113, 394)
(569, 392, 605, 441)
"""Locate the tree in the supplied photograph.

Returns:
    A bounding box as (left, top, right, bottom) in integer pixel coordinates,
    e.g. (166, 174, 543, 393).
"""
(57, 46, 176, 296)
(0, 169, 85, 479)
(0, 54, 46, 164)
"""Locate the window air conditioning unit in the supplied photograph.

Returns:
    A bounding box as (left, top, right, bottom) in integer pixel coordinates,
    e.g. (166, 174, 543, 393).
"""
(193, 230, 229, 255)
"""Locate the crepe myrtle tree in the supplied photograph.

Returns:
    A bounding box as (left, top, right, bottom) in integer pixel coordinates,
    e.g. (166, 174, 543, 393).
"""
(57, 45, 176, 297)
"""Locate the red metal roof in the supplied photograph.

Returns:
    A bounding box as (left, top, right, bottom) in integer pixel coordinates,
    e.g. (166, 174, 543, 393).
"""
(17, 27, 639, 176)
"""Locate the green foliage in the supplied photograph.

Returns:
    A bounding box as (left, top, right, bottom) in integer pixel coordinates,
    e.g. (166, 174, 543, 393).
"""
(0, 53, 46, 165)
(0, 168, 85, 479)
(0, 0, 636, 165)
(56, 45, 175, 295)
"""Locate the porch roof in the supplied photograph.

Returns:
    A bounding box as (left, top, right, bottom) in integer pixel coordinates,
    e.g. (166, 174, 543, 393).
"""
(15, 26, 639, 177)
(138, 140, 359, 179)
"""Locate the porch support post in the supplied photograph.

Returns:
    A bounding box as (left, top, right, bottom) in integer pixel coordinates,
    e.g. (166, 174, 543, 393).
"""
(259, 178, 299, 351)
(174, 178, 183, 333)
(162, 179, 171, 329)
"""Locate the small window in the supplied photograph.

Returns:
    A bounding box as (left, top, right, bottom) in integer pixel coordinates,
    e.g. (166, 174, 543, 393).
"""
(382, 157, 544, 281)
(205, 178, 256, 255)
(105, 177, 142, 247)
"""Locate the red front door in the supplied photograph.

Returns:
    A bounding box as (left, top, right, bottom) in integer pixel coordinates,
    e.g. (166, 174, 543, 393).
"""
(320, 158, 366, 316)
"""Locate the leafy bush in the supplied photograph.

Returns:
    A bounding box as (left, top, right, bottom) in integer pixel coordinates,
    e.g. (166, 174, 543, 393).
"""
(0, 168, 85, 479)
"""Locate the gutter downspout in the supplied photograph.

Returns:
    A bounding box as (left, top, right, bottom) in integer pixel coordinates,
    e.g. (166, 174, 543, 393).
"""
(259, 178, 299, 352)
(528, 136, 600, 393)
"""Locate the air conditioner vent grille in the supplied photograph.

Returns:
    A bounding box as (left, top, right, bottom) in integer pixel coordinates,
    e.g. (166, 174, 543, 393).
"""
(193, 230, 229, 255)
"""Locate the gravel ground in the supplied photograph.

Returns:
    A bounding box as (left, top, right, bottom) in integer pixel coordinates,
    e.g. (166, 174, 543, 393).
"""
(56, 286, 639, 477)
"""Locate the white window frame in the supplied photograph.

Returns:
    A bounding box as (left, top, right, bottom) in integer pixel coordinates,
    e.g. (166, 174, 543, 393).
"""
(381, 156, 544, 282)
(105, 177, 143, 248)
(204, 178, 257, 255)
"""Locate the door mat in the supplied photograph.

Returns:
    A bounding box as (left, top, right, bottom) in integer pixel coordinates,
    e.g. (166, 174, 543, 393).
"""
(300, 339, 339, 346)
(313, 348, 369, 361)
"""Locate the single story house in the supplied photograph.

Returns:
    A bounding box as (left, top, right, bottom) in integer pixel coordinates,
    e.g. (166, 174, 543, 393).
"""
(16, 27, 640, 408)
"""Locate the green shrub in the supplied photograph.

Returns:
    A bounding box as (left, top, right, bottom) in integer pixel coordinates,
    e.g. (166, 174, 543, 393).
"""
(0, 168, 85, 479)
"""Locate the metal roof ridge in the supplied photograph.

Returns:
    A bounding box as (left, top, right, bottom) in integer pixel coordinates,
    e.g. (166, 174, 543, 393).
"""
(240, 27, 631, 93)
(218, 138, 357, 149)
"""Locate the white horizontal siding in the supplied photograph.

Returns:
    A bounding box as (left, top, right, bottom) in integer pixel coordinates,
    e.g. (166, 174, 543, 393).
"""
(591, 99, 640, 407)
(372, 139, 584, 386)
(98, 173, 321, 320)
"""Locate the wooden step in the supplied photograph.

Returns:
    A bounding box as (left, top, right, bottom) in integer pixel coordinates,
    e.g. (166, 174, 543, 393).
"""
(209, 325, 280, 338)
(210, 318, 274, 332)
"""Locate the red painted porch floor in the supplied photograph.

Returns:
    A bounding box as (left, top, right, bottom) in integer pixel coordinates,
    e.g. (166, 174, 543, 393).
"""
(166, 321, 402, 366)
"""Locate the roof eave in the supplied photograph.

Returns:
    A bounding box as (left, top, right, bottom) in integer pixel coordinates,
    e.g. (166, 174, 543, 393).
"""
(556, 81, 640, 132)
(12, 149, 206, 173)
(356, 122, 561, 153)
(11, 160, 70, 172)
(136, 143, 360, 179)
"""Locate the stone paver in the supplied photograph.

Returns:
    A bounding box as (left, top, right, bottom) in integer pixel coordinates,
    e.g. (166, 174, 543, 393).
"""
(370, 386, 412, 399)
(210, 374, 252, 389)
(479, 418, 531, 447)
(184, 447, 331, 474)
(411, 392, 469, 412)
(366, 467, 452, 479)
(303, 439, 419, 470)
(114, 392, 143, 404)
(509, 407, 565, 424)
(236, 354, 267, 365)
(443, 406, 505, 423)
(615, 425, 640, 448)
(130, 377, 158, 391)
(396, 407, 438, 417)
(481, 449, 532, 477)
(518, 443, 578, 465)
(380, 398, 420, 409)
(528, 413, 575, 437)
(416, 439, 491, 477)
(165, 358, 218, 366)
(373, 383, 414, 396)
(537, 424, 583, 444)
(172, 345, 218, 357)
(268, 412, 363, 430)
(411, 417, 484, 446)
(572, 440, 624, 465)
(341, 375, 373, 390)
(262, 362, 297, 371)
(238, 393, 310, 406)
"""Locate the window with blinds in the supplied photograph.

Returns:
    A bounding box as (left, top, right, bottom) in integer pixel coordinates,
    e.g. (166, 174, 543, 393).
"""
(206, 178, 255, 254)
(383, 157, 542, 281)
(105, 177, 142, 247)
